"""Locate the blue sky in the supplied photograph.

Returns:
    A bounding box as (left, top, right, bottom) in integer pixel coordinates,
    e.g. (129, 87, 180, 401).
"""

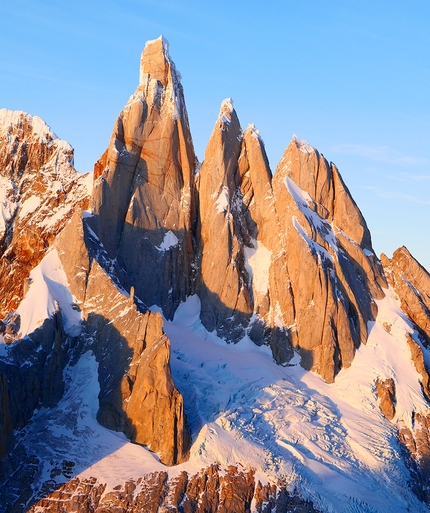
(1, 1, 429, 270)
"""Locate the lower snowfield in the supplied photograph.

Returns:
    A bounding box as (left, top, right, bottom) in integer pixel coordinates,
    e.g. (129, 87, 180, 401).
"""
(164, 294, 428, 513)
(10, 284, 430, 512)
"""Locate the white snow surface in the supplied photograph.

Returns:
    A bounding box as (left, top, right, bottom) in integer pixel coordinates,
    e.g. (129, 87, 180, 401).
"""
(214, 186, 230, 213)
(156, 230, 179, 251)
(166, 294, 429, 512)
(244, 238, 272, 295)
(246, 123, 264, 143)
(18, 195, 42, 219)
(16, 249, 82, 337)
(12, 283, 430, 511)
(219, 98, 234, 125)
(292, 134, 315, 154)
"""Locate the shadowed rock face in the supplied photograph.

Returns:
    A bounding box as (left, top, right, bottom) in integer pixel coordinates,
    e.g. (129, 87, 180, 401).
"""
(0, 312, 68, 462)
(91, 36, 197, 320)
(0, 109, 90, 318)
(398, 413, 430, 504)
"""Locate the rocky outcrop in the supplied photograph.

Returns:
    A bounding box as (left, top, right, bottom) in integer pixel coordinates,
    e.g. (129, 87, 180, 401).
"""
(54, 211, 190, 465)
(381, 247, 430, 344)
(197, 109, 295, 358)
(27, 466, 320, 513)
(381, 248, 430, 402)
(91, 36, 197, 320)
(197, 100, 254, 342)
(405, 334, 430, 403)
(398, 413, 430, 504)
(376, 377, 396, 420)
(198, 118, 387, 380)
(271, 136, 386, 381)
(85, 261, 190, 465)
(0, 109, 91, 318)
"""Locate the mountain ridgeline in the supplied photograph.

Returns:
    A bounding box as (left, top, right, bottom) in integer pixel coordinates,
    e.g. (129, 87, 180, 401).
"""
(92, 36, 387, 383)
(1, 36, 430, 512)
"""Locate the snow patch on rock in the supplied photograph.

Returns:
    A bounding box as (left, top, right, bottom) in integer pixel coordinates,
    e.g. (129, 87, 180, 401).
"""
(16, 249, 82, 337)
(244, 238, 272, 295)
(286, 176, 338, 253)
(156, 230, 179, 252)
(215, 186, 230, 213)
(219, 98, 234, 125)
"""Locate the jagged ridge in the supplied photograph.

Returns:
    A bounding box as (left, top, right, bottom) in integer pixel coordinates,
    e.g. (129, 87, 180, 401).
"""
(1, 36, 430, 513)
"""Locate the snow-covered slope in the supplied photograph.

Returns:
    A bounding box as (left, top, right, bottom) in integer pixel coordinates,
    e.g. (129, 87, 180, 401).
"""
(7, 287, 429, 512)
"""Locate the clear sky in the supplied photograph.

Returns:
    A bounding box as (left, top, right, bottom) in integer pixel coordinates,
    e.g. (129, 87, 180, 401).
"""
(1, 1, 429, 271)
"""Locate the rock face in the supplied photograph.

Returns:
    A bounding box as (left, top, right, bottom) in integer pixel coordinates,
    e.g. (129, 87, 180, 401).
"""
(0, 109, 91, 318)
(381, 247, 430, 401)
(197, 103, 386, 381)
(54, 212, 190, 465)
(0, 312, 69, 460)
(270, 136, 386, 381)
(376, 377, 396, 420)
(198, 100, 254, 342)
(91, 36, 197, 320)
(27, 466, 320, 513)
(89, 37, 388, 384)
(382, 246, 430, 344)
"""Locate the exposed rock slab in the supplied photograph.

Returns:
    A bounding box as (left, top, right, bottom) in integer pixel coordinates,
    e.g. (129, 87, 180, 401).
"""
(197, 99, 253, 342)
(376, 377, 396, 420)
(271, 136, 386, 381)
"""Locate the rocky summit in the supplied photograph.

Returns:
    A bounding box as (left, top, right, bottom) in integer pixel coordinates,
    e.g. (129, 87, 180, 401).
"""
(1, 36, 430, 513)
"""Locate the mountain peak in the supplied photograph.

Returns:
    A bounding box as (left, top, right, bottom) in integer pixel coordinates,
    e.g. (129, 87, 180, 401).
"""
(218, 97, 235, 125)
(291, 133, 315, 154)
(4, 37, 430, 513)
(139, 35, 172, 86)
